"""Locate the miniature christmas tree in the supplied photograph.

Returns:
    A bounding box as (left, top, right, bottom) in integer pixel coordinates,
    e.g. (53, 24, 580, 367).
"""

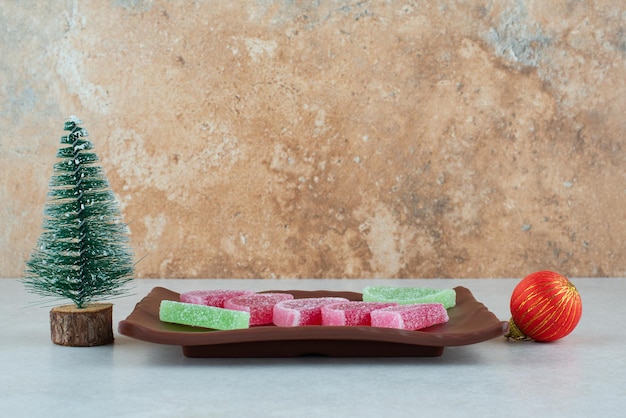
(24, 116, 134, 321)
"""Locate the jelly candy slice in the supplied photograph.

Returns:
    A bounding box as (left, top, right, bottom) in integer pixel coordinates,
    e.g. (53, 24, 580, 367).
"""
(180, 289, 254, 307)
(362, 286, 456, 309)
(370, 303, 449, 330)
(273, 297, 350, 327)
(159, 300, 250, 330)
(224, 293, 294, 326)
(321, 301, 397, 326)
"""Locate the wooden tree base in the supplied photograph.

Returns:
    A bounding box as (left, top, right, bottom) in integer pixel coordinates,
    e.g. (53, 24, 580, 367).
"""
(50, 303, 114, 347)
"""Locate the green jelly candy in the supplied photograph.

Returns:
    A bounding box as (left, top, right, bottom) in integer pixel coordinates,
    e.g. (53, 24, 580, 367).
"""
(159, 300, 250, 330)
(362, 286, 456, 309)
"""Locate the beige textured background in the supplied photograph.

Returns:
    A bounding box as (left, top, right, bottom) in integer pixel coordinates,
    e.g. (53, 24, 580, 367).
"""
(1, 1, 624, 279)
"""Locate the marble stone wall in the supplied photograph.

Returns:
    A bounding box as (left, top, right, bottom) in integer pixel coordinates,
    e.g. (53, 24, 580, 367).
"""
(1, 1, 624, 278)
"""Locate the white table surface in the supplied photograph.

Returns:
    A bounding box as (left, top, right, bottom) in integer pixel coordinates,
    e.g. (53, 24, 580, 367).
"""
(1, 277, 624, 417)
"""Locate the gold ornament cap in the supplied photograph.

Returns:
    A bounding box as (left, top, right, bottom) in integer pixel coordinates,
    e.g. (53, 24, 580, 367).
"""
(504, 318, 532, 341)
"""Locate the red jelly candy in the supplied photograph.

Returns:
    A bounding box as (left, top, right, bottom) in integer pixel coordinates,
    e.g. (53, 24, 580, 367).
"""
(273, 297, 350, 327)
(224, 293, 294, 326)
(321, 301, 397, 326)
(180, 289, 254, 308)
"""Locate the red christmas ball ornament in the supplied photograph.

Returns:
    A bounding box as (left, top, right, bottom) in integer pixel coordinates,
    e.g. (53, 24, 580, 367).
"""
(505, 270, 582, 342)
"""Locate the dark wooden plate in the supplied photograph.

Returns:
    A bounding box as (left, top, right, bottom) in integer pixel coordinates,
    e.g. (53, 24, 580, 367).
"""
(118, 286, 508, 357)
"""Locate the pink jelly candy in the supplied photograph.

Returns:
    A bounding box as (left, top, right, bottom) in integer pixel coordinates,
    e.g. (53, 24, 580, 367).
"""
(180, 289, 255, 308)
(370, 303, 449, 330)
(321, 301, 398, 326)
(273, 297, 350, 327)
(224, 293, 294, 326)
